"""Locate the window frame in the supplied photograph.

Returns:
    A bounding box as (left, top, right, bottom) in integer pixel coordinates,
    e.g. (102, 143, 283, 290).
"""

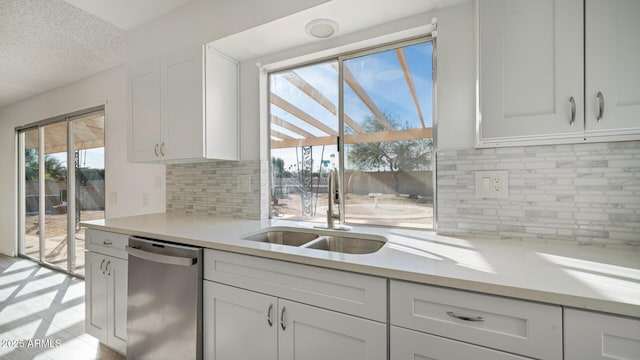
(267, 35, 437, 230)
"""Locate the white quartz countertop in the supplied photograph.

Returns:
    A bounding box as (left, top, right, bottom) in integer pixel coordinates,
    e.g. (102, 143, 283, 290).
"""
(82, 212, 640, 318)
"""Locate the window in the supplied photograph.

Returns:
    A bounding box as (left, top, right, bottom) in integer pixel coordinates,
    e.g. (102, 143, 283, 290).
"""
(17, 108, 105, 276)
(269, 38, 434, 229)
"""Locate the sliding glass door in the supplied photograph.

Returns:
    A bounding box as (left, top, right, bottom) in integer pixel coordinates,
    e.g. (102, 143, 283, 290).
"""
(18, 108, 105, 277)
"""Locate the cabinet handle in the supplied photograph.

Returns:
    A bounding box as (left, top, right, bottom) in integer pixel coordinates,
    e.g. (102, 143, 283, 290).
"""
(569, 96, 576, 126)
(267, 303, 273, 327)
(596, 91, 605, 122)
(100, 259, 106, 274)
(154, 144, 159, 157)
(103, 240, 112, 246)
(447, 311, 484, 322)
(105, 260, 111, 276)
(160, 142, 165, 156)
(280, 306, 286, 331)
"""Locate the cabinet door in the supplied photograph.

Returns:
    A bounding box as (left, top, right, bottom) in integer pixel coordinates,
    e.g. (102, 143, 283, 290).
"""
(565, 308, 640, 360)
(585, 0, 640, 135)
(204, 46, 239, 161)
(203, 282, 277, 360)
(278, 299, 386, 360)
(106, 257, 127, 354)
(162, 48, 205, 160)
(478, 0, 584, 142)
(128, 59, 162, 162)
(85, 252, 107, 342)
(391, 326, 530, 360)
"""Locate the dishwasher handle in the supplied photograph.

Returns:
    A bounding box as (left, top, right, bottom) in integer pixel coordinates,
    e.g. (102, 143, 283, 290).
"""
(125, 245, 197, 267)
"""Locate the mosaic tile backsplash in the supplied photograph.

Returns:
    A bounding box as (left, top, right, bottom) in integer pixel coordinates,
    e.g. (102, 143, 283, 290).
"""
(436, 141, 640, 247)
(166, 160, 267, 220)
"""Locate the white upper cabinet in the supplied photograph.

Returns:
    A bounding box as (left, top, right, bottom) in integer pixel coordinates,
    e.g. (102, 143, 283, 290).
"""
(477, 0, 640, 146)
(128, 45, 239, 163)
(585, 0, 640, 136)
(478, 0, 584, 143)
(128, 60, 162, 162)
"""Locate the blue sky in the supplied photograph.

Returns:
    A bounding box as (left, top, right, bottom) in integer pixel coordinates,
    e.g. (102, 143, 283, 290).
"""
(47, 147, 104, 169)
(270, 40, 433, 172)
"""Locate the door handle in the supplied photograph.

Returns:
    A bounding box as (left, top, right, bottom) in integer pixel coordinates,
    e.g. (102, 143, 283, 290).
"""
(447, 311, 484, 322)
(105, 260, 111, 276)
(126, 245, 197, 267)
(596, 91, 605, 122)
(160, 142, 165, 156)
(100, 259, 105, 275)
(568, 96, 576, 126)
(267, 303, 273, 327)
(280, 306, 286, 331)
(154, 144, 159, 157)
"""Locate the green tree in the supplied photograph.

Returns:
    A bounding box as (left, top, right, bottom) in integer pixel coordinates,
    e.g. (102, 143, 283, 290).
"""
(347, 114, 433, 194)
(44, 155, 67, 180)
(24, 148, 39, 181)
(271, 157, 292, 178)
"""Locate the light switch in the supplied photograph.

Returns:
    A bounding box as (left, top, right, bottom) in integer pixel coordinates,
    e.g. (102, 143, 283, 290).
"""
(237, 175, 252, 193)
(109, 192, 117, 205)
(482, 177, 491, 193)
(475, 171, 509, 198)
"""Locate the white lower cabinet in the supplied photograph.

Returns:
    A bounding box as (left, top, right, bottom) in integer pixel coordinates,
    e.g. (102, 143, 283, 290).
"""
(203, 249, 387, 360)
(203, 282, 277, 360)
(564, 308, 640, 360)
(85, 251, 128, 354)
(391, 326, 530, 360)
(278, 298, 386, 360)
(204, 281, 385, 360)
(390, 280, 562, 360)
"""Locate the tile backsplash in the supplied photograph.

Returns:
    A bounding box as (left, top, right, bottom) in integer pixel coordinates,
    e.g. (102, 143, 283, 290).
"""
(436, 141, 640, 247)
(165, 142, 639, 248)
(166, 160, 268, 220)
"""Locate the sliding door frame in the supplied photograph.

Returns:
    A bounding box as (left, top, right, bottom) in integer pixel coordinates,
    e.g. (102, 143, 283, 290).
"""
(16, 105, 105, 277)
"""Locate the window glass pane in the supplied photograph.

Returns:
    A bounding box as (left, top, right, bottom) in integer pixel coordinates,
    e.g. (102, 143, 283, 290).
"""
(72, 111, 105, 276)
(343, 41, 434, 229)
(270, 61, 339, 222)
(22, 128, 40, 259)
(42, 121, 69, 268)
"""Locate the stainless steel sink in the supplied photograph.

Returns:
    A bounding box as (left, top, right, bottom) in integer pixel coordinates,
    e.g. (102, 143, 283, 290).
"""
(304, 236, 385, 254)
(242, 230, 319, 246)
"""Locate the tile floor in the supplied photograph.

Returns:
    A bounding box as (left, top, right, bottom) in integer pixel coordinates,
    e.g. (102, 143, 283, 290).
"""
(0, 255, 124, 359)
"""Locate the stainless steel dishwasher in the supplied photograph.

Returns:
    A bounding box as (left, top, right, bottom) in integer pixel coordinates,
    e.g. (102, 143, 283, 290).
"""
(126, 237, 203, 360)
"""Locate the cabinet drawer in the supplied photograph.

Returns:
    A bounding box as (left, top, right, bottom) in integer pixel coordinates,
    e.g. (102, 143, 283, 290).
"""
(565, 308, 640, 360)
(390, 280, 562, 360)
(391, 326, 531, 360)
(86, 229, 128, 259)
(204, 249, 386, 322)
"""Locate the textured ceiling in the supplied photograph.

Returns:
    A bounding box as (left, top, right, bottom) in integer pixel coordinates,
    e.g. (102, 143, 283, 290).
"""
(61, 0, 195, 30)
(0, 0, 126, 108)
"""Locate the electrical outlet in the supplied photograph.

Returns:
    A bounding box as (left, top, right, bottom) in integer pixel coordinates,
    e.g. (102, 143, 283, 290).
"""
(475, 171, 509, 198)
(109, 192, 117, 205)
(237, 175, 252, 193)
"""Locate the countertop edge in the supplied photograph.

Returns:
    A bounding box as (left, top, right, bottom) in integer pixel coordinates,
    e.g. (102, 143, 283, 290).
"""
(82, 220, 640, 319)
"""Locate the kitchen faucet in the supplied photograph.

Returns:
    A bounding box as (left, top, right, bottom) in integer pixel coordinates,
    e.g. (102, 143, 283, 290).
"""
(326, 168, 340, 229)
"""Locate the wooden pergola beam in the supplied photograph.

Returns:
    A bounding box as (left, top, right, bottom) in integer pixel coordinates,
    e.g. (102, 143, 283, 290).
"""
(282, 72, 364, 133)
(396, 48, 426, 128)
(271, 127, 433, 149)
(271, 129, 295, 141)
(270, 93, 338, 136)
(271, 115, 315, 138)
(333, 63, 394, 132)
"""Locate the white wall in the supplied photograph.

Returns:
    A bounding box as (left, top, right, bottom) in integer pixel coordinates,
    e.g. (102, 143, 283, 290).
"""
(237, 0, 476, 161)
(0, 66, 165, 256)
(126, 0, 330, 64)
